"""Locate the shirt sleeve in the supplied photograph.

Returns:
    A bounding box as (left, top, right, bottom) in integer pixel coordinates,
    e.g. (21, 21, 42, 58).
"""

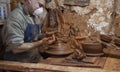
(2, 11, 24, 51)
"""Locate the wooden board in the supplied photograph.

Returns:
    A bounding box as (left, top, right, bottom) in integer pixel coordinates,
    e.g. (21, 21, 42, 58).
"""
(104, 48, 120, 71)
(103, 48, 120, 57)
(0, 60, 119, 72)
(82, 57, 98, 64)
(104, 57, 120, 71)
(41, 57, 107, 68)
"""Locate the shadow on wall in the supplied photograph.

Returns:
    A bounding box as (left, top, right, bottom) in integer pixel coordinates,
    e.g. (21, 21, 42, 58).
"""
(0, 25, 4, 60)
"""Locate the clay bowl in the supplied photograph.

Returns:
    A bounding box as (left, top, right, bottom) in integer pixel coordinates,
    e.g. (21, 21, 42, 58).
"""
(114, 38, 120, 47)
(45, 42, 74, 55)
(100, 34, 112, 43)
(81, 43, 104, 56)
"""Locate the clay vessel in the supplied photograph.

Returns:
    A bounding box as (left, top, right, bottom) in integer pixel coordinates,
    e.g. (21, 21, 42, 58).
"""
(100, 34, 112, 43)
(82, 42, 104, 56)
(114, 38, 120, 47)
(45, 41, 74, 55)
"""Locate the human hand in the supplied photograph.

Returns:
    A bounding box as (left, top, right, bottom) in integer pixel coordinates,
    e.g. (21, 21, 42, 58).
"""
(40, 37, 50, 45)
(40, 34, 56, 45)
(47, 34, 56, 44)
(45, 31, 57, 36)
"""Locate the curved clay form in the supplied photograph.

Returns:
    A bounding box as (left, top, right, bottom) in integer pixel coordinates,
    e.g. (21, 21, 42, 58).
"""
(100, 34, 112, 43)
(82, 43, 104, 56)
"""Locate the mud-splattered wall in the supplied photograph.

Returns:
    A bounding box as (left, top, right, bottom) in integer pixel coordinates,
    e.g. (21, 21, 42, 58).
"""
(47, 0, 115, 36)
(114, 0, 120, 37)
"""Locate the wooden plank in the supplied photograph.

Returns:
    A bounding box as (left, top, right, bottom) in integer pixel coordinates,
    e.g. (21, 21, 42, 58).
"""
(95, 57, 107, 68)
(104, 57, 120, 71)
(104, 48, 120, 71)
(82, 57, 98, 64)
(0, 60, 119, 72)
(103, 48, 120, 57)
(47, 57, 106, 68)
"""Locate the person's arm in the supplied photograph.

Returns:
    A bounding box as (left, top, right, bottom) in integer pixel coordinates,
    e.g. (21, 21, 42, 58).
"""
(12, 40, 42, 53)
(11, 37, 50, 53)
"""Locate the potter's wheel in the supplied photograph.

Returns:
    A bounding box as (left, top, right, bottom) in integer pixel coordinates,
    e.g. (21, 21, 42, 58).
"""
(45, 49, 74, 56)
(45, 42, 74, 56)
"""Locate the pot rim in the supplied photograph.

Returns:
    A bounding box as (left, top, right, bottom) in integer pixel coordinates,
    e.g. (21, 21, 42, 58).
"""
(81, 42, 101, 45)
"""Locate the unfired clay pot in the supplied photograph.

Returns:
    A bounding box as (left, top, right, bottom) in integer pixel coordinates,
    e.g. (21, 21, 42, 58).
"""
(100, 34, 112, 43)
(82, 43, 104, 56)
(114, 38, 120, 47)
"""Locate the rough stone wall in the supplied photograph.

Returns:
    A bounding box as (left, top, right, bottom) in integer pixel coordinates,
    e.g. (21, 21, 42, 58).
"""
(47, 0, 114, 35)
(88, 0, 114, 34)
(116, 0, 120, 15)
(114, 0, 120, 37)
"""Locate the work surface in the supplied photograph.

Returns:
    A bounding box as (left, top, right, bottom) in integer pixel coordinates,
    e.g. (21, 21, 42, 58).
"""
(0, 48, 120, 72)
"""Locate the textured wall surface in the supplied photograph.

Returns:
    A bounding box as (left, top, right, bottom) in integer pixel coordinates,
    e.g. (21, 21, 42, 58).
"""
(114, 0, 120, 37)
(116, 0, 120, 15)
(47, 0, 115, 34)
(87, 0, 114, 34)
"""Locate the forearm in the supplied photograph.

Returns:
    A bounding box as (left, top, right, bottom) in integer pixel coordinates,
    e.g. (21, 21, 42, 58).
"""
(12, 40, 43, 53)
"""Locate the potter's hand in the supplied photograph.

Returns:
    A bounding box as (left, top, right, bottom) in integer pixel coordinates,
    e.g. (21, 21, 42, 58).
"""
(45, 31, 57, 36)
(47, 34, 56, 44)
(40, 37, 50, 45)
(40, 34, 56, 45)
